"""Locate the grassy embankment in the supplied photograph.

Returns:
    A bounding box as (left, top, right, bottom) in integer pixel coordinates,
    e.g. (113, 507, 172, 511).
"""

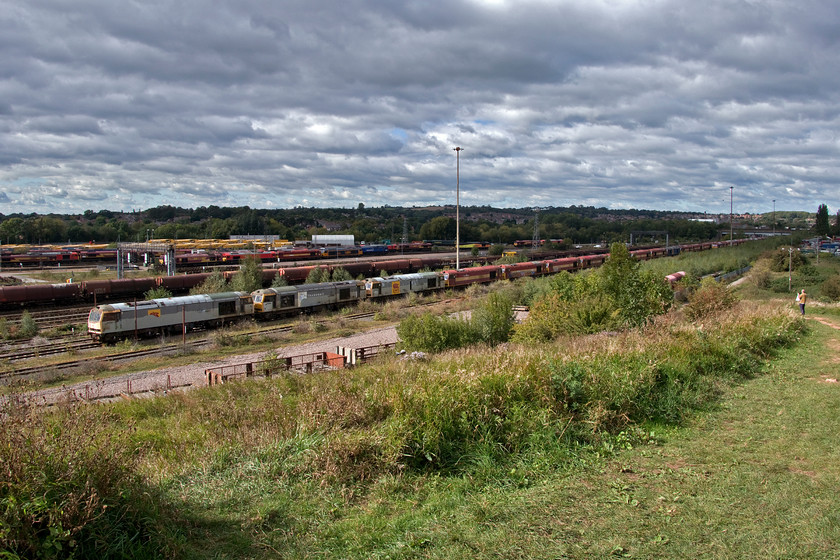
(3, 240, 840, 558)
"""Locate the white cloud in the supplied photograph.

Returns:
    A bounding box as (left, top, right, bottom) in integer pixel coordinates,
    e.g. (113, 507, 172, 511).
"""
(0, 0, 838, 216)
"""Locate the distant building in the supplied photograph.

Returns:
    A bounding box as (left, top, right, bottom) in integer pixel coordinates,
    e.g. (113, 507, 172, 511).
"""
(312, 234, 355, 246)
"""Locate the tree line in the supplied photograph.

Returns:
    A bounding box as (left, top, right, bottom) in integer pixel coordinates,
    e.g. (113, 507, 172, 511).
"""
(0, 203, 825, 247)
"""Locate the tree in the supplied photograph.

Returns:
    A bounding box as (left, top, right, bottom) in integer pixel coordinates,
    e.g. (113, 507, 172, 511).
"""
(191, 269, 228, 294)
(305, 266, 331, 284)
(833, 210, 840, 237)
(330, 267, 353, 281)
(418, 216, 455, 241)
(229, 257, 264, 293)
(815, 204, 831, 236)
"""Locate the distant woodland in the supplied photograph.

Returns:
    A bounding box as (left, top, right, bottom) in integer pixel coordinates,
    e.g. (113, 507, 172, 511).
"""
(0, 204, 817, 245)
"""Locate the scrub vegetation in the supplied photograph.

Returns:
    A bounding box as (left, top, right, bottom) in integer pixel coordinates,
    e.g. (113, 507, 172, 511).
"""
(3, 241, 840, 559)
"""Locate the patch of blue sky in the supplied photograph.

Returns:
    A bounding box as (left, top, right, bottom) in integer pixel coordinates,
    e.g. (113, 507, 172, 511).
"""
(389, 128, 409, 141)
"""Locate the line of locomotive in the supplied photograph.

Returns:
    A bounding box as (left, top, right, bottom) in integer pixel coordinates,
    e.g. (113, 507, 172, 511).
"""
(86, 240, 743, 343)
(0, 254, 478, 308)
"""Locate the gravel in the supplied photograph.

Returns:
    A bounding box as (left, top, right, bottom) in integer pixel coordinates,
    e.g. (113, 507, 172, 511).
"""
(19, 325, 401, 407)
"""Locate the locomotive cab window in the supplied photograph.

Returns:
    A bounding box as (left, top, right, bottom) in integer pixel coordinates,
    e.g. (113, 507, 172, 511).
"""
(218, 301, 236, 316)
(339, 288, 351, 300)
(279, 294, 295, 307)
(101, 311, 119, 322)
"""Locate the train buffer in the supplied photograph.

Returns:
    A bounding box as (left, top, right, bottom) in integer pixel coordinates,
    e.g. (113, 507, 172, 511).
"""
(206, 351, 345, 385)
(335, 343, 396, 366)
(206, 343, 398, 385)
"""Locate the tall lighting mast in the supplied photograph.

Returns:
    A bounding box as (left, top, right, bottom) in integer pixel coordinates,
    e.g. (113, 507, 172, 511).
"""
(454, 147, 462, 270)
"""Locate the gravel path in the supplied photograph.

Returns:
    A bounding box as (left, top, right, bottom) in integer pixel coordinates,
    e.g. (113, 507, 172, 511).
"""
(19, 325, 400, 407)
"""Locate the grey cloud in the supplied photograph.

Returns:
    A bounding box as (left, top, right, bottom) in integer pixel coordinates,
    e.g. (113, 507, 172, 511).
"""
(0, 0, 838, 215)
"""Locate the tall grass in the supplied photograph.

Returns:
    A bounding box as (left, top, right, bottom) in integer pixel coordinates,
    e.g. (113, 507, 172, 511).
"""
(1, 297, 806, 557)
(0, 400, 176, 558)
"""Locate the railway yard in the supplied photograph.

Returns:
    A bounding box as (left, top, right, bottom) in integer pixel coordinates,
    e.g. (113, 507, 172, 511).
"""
(0, 296, 448, 407)
(1, 238, 743, 408)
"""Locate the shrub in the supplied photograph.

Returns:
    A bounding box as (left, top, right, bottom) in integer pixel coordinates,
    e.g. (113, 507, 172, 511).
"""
(748, 261, 773, 290)
(212, 329, 251, 347)
(488, 244, 505, 256)
(229, 256, 263, 293)
(821, 275, 840, 301)
(305, 266, 331, 284)
(144, 286, 173, 300)
(18, 310, 39, 339)
(0, 403, 172, 557)
(190, 269, 228, 294)
(396, 312, 477, 353)
(471, 291, 515, 346)
(769, 247, 807, 272)
(514, 244, 672, 343)
(683, 277, 738, 320)
(330, 267, 353, 281)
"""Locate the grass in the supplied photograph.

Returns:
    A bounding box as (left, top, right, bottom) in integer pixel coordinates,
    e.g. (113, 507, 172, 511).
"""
(38, 299, 796, 558)
(540, 317, 840, 558)
(138, 308, 835, 560)
(5, 249, 840, 558)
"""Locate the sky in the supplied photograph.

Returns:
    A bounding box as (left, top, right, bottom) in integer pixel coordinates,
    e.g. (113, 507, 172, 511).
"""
(2, 0, 839, 217)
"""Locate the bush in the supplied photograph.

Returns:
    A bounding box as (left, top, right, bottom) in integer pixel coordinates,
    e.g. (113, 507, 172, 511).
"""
(18, 310, 39, 339)
(0, 403, 172, 557)
(212, 329, 251, 347)
(470, 291, 515, 346)
(144, 286, 173, 300)
(191, 269, 228, 294)
(748, 261, 773, 290)
(229, 256, 263, 293)
(821, 275, 840, 301)
(768, 247, 807, 272)
(514, 244, 672, 343)
(330, 267, 353, 281)
(270, 272, 288, 288)
(396, 312, 477, 353)
(683, 277, 738, 320)
(305, 267, 331, 284)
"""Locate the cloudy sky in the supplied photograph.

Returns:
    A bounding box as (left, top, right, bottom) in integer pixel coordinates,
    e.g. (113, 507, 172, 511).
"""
(2, 0, 839, 216)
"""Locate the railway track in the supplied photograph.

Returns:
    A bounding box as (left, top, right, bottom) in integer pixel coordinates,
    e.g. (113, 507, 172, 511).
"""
(0, 337, 99, 362)
(0, 306, 91, 329)
(0, 310, 379, 380)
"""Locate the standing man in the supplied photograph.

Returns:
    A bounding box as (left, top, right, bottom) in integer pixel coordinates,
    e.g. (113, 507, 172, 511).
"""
(796, 289, 807, 315)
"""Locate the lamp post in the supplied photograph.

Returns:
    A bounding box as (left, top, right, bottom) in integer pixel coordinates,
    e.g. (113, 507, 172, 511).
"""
(729, 186, 733, 243)
(772, 199, 776, 236)
(454, 147, 462, 270)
